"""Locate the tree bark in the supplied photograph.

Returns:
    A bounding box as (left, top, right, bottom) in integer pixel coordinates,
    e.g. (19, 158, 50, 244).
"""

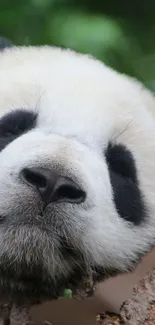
(97, 268, 155, 325)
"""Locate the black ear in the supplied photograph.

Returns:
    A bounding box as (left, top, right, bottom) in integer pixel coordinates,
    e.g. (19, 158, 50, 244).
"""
(0, 36, 13, 51)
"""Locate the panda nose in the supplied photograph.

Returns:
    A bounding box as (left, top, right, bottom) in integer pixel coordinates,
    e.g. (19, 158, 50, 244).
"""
(20, 167, 86, 205)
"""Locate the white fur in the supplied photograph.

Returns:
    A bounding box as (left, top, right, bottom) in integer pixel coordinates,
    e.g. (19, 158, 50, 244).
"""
(0, 46, 155, 283)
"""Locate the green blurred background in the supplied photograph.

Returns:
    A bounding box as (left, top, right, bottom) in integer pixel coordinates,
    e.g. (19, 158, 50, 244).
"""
(1, 0, 155, 90)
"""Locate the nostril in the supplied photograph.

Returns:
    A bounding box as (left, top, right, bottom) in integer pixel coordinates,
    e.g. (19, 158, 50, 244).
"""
(55, 178, 86, 204)
(21, 168, 47, 189)
(58, 185, 83, 201)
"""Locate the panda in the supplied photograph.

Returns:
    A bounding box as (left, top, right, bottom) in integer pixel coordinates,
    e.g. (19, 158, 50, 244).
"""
(0, 38, 155, 301)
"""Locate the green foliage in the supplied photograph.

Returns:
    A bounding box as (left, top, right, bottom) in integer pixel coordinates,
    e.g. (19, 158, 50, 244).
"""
(1, 0, 155, 90)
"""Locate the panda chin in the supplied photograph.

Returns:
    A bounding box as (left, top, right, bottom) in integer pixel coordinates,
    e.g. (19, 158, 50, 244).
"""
(0, 222, 140, 302)
(0, 274, 70, 301)
(0, 263, 91, 302)
(0, 259, 123, 303)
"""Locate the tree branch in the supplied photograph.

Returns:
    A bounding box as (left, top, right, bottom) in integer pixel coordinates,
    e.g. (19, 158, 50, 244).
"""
(97, 268, 155, 325)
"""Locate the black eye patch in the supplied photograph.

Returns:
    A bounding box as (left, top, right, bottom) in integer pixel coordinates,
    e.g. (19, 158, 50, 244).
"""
(0, 109, 37, 152)
(105, 143, 147, 225)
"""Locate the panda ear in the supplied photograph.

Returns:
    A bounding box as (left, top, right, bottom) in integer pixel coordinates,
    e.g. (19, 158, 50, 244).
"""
(0, 36, 13, 51)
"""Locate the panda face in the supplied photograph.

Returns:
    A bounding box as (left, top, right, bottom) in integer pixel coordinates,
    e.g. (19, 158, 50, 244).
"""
(0, 46, 155, 299)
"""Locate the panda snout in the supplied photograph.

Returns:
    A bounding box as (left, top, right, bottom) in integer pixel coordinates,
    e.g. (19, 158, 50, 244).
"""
(20, 166, 86, 206)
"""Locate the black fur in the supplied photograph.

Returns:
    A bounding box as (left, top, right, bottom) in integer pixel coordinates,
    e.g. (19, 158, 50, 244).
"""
(105, 143, 147, 225)
(0, 109, 37, 152)
(0, 252, 87, 301)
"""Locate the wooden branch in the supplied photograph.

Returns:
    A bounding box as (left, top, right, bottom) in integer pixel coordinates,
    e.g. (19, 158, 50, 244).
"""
(96, 268, 155, 325)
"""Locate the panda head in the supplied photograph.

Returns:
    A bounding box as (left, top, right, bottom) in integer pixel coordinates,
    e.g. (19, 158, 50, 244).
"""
(0, 45, 155, 300)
